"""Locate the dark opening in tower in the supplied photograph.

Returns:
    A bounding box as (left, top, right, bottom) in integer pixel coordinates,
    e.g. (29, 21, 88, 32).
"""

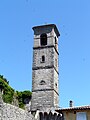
(40, 33, 47, 46)
(42, 55, 45, 62)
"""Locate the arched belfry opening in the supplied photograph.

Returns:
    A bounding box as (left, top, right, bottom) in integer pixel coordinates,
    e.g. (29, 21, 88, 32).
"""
(40, 33, 47, 46)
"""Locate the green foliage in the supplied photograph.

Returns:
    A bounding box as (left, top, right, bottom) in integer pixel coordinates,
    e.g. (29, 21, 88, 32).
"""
(0, 75, 9, 84)
(16, 90, 32, 109)
(0, 75, 32, 109)
(22, 90, 32, 101)
(0, 77, 14, 103)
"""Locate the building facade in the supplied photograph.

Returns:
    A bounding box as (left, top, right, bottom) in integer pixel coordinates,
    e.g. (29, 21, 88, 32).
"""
(56, 105, 90, 120)
(31, 24, 60, 112)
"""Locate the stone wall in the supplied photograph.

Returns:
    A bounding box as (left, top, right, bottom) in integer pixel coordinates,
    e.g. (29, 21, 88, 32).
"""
(33, 48, 54, 68)
(39, 112, 64, 120)
(0, 100, 35, 120)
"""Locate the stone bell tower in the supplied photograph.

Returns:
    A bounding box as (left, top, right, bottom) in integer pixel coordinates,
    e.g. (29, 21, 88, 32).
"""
(31, 24, 60, 112)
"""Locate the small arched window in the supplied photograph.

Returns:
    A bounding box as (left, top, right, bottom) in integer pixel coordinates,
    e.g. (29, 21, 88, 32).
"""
(40, 33, 47, 46)
(40, 80, 46, 85)
(42, 55, 45, 62)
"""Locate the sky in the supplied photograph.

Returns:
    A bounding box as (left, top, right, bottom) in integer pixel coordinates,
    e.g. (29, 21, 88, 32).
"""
(0, 0, 90, 108)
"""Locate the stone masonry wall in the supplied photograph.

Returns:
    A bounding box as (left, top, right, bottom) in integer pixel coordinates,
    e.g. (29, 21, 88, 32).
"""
(0, 101, 35, 120)
(31, 90, 54, 111)
(31, 24, 59, 112)
(33, 48, 54, 68)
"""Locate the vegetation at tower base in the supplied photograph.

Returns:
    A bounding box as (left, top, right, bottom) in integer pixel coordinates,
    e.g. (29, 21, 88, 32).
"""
(0, 75, 14, 103)
(0, 75, 32, 109)
(16, 90, 32, 109)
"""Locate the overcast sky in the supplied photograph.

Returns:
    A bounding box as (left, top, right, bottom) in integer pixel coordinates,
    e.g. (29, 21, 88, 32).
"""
(0, 0, 90, 108)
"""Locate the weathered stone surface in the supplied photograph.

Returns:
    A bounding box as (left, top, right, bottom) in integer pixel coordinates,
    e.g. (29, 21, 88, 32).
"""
(0, 102, 35, 120)
(31, 24, 60, 112)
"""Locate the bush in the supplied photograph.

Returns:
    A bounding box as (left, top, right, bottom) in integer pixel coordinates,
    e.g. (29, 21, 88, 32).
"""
(0, 77, 14, 103)
(0, 75, 32, 109)
(16, 90, 32, 109)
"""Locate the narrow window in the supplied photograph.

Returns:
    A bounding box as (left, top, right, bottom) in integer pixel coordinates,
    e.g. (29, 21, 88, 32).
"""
(40, 33, 47, 46)
(55, 58, 57, 67)
(42, 55, 45, 62)
(55, 83, 57, 88)
(55, 37, 57, 44)
(55, 37, 58, 50)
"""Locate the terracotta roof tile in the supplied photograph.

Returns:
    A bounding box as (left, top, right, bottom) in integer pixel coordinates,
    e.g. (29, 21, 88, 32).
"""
(56, 105, 90, 112)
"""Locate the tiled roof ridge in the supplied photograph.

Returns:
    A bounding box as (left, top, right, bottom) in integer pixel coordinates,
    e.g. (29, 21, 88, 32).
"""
(56, 105, 90, 111)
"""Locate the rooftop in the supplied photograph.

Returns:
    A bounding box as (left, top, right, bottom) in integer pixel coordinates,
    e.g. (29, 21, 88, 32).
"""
(32, 24, 60, 37)
(56, 105, 90, 112)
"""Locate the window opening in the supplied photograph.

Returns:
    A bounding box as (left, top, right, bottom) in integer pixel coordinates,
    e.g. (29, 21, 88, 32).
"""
(76, 112, 87, 120)
(40, 33, 47, 46)
(40, 80, 46, 85)
(55, 37, 57, 44)
(55, 37, 58, 50)
(55, 58, 57, 67)
(55, 83, 57, 88)
(41, 55, 45, 63)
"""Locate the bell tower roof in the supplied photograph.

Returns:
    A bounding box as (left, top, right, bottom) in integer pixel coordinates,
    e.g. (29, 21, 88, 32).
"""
(32, 24, 60, 37)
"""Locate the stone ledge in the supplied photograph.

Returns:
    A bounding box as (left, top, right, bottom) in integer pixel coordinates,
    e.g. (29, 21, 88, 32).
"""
(32, 65, 59, 75)
(33, 45, 59, 55)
